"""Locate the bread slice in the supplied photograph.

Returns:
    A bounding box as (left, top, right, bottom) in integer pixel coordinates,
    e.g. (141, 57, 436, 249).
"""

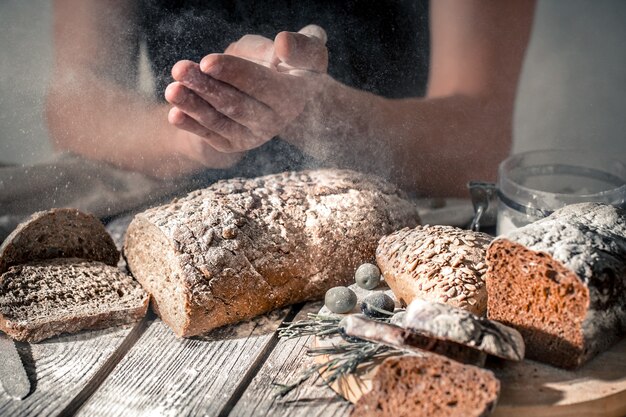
(486, 203, 626, 369)
(404, 299, 525, 361)
(340, 314, 488, 366)
(376, 225, 492, 316)
(0, 258, 148, 342)
(124, 169, 419, 337)
(351, 354, 500, 417)
(0, 208, 119, 274)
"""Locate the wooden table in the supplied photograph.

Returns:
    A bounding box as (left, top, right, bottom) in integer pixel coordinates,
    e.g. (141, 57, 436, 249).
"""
(0, 301, 353, 417)
(0, 200, 477, 417)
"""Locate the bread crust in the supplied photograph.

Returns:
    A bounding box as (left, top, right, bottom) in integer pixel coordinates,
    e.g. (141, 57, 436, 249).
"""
(124, 169, 419, 337)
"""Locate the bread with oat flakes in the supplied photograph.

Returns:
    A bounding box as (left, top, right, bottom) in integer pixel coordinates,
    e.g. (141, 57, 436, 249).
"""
(376, 225, 492, 315)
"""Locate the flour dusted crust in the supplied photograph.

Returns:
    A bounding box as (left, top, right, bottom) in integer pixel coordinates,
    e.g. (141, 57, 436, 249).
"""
(123, 169, 419, 337)
(376, 225, 492, 315)
(486, 203, 626, 368)
(404, 299, 524, 361)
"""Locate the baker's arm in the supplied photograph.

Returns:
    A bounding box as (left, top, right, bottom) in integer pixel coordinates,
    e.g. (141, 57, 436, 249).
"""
(168, 0, 535, 196)
(45, 0, 242, 178)
(287, 0, 536, 195)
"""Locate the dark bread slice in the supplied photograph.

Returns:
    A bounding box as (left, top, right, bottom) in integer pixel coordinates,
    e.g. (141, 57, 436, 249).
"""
(124, 169, 419, 337)
(0, 208, 119, 274)
(486, 203, 626, 369)
(0, 258, 148, 342)
(351, 354, 500, 417)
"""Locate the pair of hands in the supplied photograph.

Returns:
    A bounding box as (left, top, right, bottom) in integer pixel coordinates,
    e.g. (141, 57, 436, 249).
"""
(165, 25, 328, 166)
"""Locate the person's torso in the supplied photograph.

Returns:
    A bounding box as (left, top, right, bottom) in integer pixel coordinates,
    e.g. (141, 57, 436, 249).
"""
(140, 0, 430, 100)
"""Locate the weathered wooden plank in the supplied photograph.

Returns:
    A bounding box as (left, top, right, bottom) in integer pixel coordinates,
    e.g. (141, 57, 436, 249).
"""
(76, 308, 291, 417)
(0, 319, 146, 417)
(230, 302, 353, 417)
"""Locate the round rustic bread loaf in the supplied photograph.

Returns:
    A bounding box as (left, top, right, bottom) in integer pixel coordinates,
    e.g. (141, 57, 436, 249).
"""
(376, 225, 492, 315)
(124, 169, 419, 337)
(0, 208, 119, 274)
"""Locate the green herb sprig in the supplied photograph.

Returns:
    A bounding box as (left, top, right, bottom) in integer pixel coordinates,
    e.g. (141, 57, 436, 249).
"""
(274, 312, 400, 398)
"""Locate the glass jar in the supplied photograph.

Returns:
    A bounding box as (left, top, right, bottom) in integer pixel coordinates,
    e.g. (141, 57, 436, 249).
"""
(495, 149, 626, 234)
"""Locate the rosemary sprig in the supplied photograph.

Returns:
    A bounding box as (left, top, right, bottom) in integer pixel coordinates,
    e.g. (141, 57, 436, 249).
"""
(274, 313, 401, 398)
(278, 313, 342, 339)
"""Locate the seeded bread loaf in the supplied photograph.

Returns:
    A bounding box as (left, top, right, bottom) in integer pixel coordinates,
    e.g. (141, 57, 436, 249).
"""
(376, 225, 492, 316)
(351, 354, 500, 417)
(0, 208, 119, 274)
(486, 203, 626, 369)
(0, 258, 148, 342)
(124, 169, 419, 337)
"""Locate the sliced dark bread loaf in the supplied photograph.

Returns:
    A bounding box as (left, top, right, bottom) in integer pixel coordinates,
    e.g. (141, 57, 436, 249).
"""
(124, 169, 419, 337)
(486, 203, 626, 368)
(376, 225, 492, 316)
(0, 208, 119, 274)
(0, 258, 148, 342)
(351, 354, 500, 417)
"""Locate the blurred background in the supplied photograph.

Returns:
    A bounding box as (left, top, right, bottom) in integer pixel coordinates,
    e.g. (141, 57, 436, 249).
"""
(1, 0, 625, 165)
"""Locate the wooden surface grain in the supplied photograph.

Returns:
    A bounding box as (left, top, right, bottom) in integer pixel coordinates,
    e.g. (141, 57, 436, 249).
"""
(75, 308, 292, 417)
(230, 302, 352, 417)
(492, 337, 626, 417)
(313, 323, 626, 417)
(0, 321, 144, 417)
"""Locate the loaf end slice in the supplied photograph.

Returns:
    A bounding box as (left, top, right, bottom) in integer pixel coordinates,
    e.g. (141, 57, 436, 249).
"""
(0, 258, 149, 342)
(350, 354, 500, 417)
(0, 208, 119, 274)
(486, 203, 626, 368)
(376, 225, 492, 316)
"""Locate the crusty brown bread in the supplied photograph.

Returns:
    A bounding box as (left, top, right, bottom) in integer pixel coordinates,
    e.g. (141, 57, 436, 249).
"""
(376, 225, 492, 315)
(340, 314, 488, 366)
(404, 299, 524, 361)
(0, 208, 119, 274)
(351, 354, 500, 417)
(124, 169, 419, 337)
(486, 203, 626, 369)
(0, 258, 149, 342)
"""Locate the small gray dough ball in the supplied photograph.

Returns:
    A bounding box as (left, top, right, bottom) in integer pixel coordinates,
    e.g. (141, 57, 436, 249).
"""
(325, 286, 357, 314)
(355, 263, 381, 290)
(361, 292, 395, 318)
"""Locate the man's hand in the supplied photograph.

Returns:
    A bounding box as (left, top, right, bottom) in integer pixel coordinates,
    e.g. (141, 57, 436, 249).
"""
(165, 25, 328, 154)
